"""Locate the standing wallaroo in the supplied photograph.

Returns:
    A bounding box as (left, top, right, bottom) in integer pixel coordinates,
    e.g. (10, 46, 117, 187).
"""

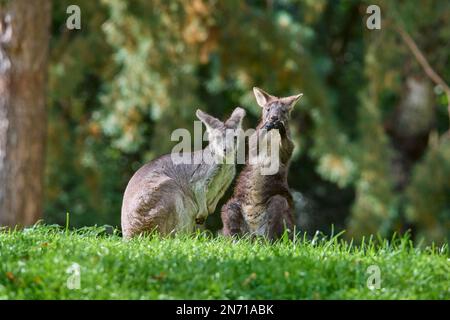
(121, 107, 246, 238)
(221, 88, 303, 240)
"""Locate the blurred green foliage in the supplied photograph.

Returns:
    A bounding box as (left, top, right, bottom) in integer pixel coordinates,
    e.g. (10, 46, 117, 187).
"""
(45, 0, 450, 244)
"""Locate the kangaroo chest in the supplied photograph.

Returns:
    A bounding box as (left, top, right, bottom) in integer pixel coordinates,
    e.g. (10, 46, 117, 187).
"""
(242, 204, 269, 235)
(239, 165, 290, 236)
(178, 164, 235, 231)
(241, 175, 272, 235)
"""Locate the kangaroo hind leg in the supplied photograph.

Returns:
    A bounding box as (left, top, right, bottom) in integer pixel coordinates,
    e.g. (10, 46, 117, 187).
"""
(266, 195, 294, 240)
(221, 200, 245, 237)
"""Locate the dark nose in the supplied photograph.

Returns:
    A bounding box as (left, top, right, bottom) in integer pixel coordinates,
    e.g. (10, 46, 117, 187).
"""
(270, 115, 278, 121)
(195, 217, 205, 225)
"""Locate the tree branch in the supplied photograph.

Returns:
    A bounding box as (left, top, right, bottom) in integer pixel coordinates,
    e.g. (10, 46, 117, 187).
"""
(395, 24, 450, 132)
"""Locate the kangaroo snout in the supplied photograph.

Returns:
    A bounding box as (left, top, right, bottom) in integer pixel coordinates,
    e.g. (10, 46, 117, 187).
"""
(264, 120, 283, 131)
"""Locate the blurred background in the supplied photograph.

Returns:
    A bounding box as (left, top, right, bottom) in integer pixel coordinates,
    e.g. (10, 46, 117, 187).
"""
(0, 0, 449, 244)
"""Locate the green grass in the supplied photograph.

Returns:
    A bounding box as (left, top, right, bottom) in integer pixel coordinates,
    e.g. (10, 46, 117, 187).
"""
(0, 224, 449, 299)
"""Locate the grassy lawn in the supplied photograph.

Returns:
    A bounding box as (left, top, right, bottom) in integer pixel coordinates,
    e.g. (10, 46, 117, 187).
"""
(0, 224, 448, 299)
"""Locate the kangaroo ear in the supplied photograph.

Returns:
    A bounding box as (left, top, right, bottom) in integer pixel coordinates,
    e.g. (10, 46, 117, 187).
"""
(196, 109, 223, 130)
(281, 93, 303, 110)
(253, 87, 275, 107)
(225, 107, 246, 129)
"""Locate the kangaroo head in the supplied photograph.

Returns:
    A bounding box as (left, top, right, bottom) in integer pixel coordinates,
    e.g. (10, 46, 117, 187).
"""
(253, 87, 303, 131)
(196, 107, 246, 161)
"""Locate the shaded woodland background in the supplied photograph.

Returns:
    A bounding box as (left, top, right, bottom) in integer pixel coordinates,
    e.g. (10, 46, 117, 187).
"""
(1, 0, 449, 244)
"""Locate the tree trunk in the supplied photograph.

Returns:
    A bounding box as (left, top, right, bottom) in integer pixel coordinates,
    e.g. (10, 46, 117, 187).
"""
(0, 0, 51, 227)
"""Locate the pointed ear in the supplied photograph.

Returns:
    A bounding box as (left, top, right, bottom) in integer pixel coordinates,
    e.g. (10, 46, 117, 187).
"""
(196, 109, 223, 131)
(253, 87, 275, 107)
(281, 93, 303, 110)
(225, 107, 246, 129)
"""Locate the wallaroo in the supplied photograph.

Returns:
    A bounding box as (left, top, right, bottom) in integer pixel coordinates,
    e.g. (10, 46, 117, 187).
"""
(121, 107, 246, 238)
(221, 87, 303, 240)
